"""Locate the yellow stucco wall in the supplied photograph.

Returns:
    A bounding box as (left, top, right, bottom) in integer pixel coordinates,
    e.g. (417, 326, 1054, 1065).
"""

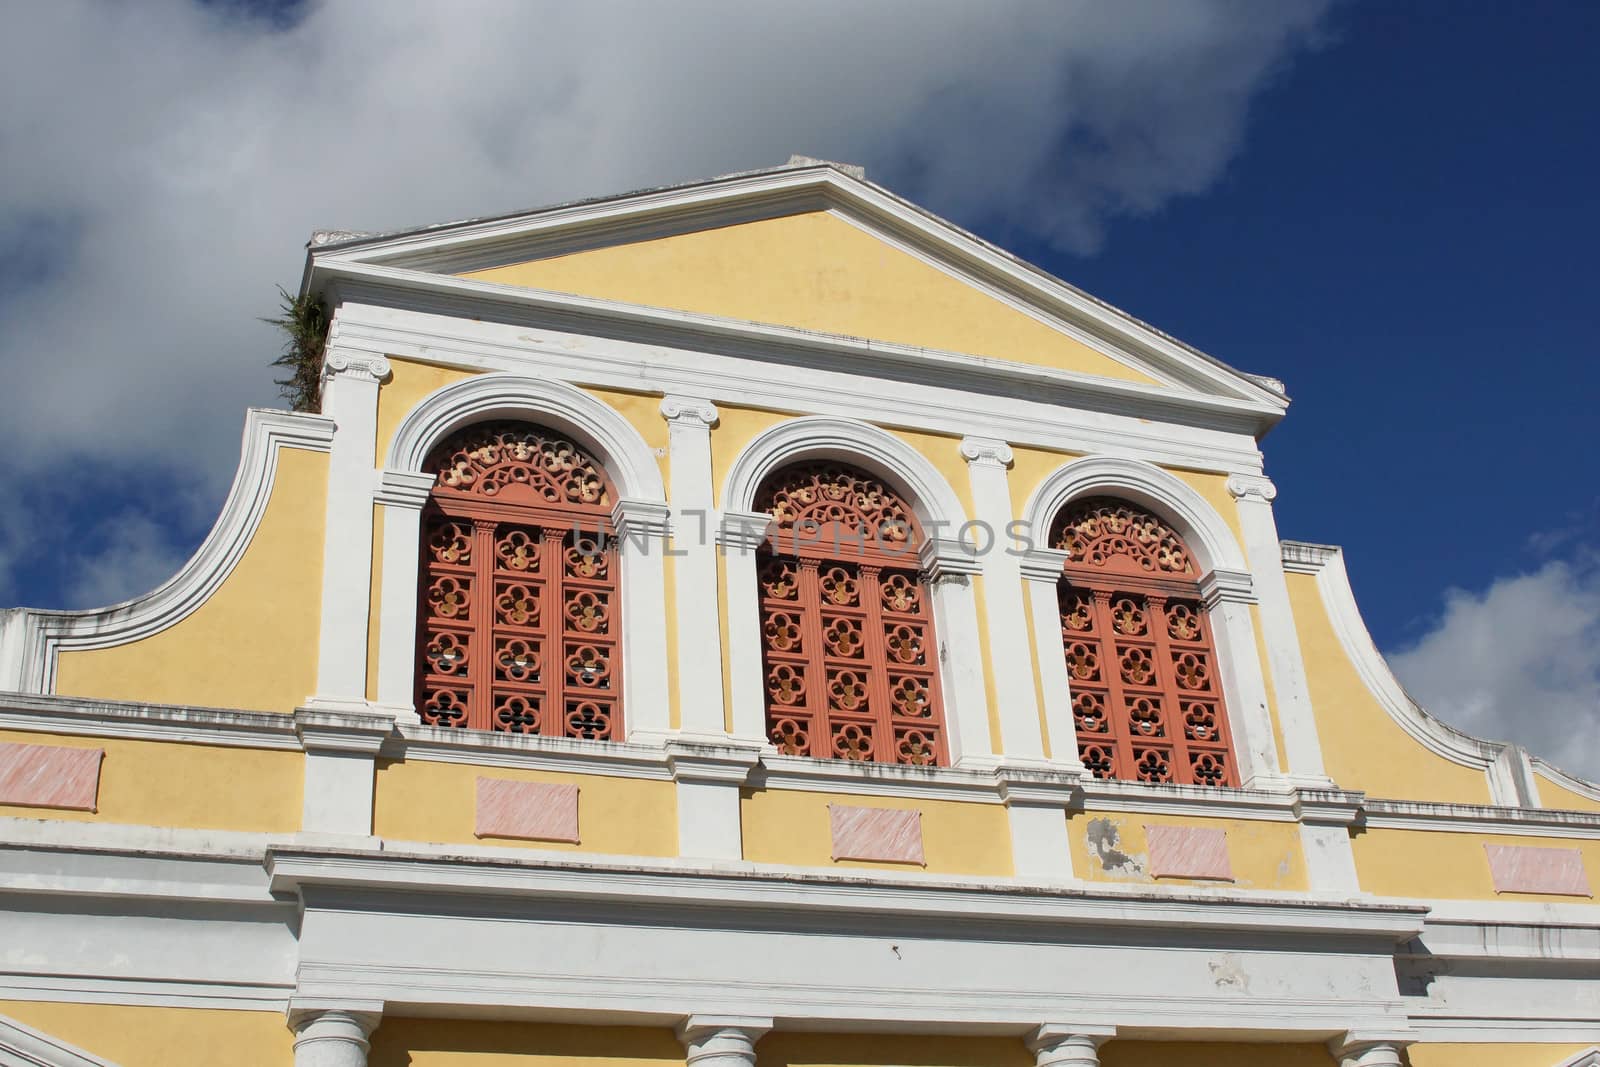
(1351, 827, 1600, 903)
(740, 788, 1012, 876)
(1407, 1044, 1595, 1067)
(1102, 1043, 1335, 1067)
(375, 357, 478, 467)
(1069, 810, 1308, 891)
(1535, 771, 1600, 814)
(370, 1019, 684, 1067)
(54, 446, 328, 715)
(462, 211, 1159, 386)
(759, 1033, 1030, 1067)
(0, 1001, 293, 1067)
(373, 759, 678, 856)
(1285, 571, 1492, 805)
(0, 730, 302, 831)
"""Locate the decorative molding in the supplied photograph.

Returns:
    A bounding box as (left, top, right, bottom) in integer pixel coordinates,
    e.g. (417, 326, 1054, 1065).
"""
(1022, 455, 1248, 576)
(659, 395, 720, 427)
(373, 468, 437, 509)
(1362, 798, 1600, 839)
(1532, 756, 1600, 805)
(2, 409, 335, 694)
(612, 498, 673, 539)
(715, 510, 774, 553)
(958, 436, 1014, 468)
(1552, 1049, 1600, 1067)
(1280, 540, 1547, 805)
(722, 415, 968, 529)
(384, 371, 666, 502)
(0, 1013, 123, 1067)
(1018, 547, 1070, 582)
(1225, 473, 1277, 502)
(1197, 567, 1257, 607)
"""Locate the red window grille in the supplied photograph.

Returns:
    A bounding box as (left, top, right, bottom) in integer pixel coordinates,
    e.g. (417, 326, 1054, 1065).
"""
(1052, 497, 1238, 787)
(415, 421, 622, 740)
(754, 462, 947, 767)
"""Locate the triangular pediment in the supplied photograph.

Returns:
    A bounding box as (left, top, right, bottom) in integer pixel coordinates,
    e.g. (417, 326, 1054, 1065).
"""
(459, 209, 1159, 387)
(306, 163, 1287, 421)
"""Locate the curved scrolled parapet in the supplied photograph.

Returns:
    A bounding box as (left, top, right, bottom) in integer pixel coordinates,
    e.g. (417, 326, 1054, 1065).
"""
(0, 409, 335, 713)
(1281, 539, 1600, 810)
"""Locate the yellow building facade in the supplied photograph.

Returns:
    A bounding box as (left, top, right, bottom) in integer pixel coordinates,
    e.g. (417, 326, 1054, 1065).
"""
(0, 161, 1595, 1067)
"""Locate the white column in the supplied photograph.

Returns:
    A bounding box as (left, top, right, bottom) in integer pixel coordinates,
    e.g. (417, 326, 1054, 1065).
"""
(718, 510, 775, 744)
(1200, 569, 1285, 789)
(1295, 789, 1364, 894)
(372, 469, 436, 720)
(960, 438, 1046, 759)
(613, 498, 674, 743)
(678, 1016, 771, 1067)
(1019, 547, 1083, 769)
(1329, 1036, 1410, 1067)
(1028, 1024, 1116, 1067)
(294, 709, 393, 836)
(291, 1008, 380, 1067)
(308, 349, 390, 714)
(662, 397, 727, 738)
(668, 737, 762, 860)
(1227, 474, 1330, 785)
(921, 538, 995, 769)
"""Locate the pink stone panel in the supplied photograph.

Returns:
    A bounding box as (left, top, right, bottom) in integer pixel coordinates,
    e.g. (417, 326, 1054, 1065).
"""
(829, 804, 924, 864)
(475, 778, 580, 843)
(1144, 823, 1233, 881)
(1485, 844, 1592, 897)
(0, 742, 104, 812)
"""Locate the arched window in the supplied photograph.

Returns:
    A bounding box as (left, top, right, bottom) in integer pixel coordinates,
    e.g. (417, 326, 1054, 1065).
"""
(415, 421, 621, 739)
(755, 462, 947, 766)
(1052, 497, 1237, 787)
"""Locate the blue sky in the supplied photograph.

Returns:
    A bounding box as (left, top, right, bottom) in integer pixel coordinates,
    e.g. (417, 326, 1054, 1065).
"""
(1, 1, 1595, 772)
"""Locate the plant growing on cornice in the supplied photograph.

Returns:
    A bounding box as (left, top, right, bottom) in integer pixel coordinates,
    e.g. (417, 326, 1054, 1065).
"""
(265, 286, 329, 413)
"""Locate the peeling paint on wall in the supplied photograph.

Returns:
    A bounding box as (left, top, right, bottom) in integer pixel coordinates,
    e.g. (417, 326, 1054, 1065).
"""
(1086, 816, 1146, 877)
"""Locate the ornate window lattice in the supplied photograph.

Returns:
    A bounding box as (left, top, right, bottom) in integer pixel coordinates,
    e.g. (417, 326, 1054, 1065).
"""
(415, 421, 621, 739)
(1052, 497, 1237, 787)
(754, 462, 946, 767)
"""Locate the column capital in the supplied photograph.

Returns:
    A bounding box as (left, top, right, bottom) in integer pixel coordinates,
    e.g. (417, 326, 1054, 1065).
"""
(1328, 1034, 1414, 1067)
(717, 509, 774, 552)
(959, 436, 1014, 468)
(1197, 567, 1257, 609)
(292, 707, 396, 754)
(612, 498, 673, 539)
(677, 1016, 772, 1067)
(289, 1002, 382, 1066)
(1028, 1024, 1116, 1067)
(1018, 547, 1070, 582)
(323, 348, 392, 385)
(661, 395, 720, 428)
(920, 536, 981, 583)
(1226, 472, 1277, 503)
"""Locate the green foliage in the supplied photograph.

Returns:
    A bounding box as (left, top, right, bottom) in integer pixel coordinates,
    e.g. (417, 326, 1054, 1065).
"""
(264, 286, 329, 412)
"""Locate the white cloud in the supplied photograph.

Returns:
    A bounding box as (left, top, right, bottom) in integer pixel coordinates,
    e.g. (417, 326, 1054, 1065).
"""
(62, 511, 194, 610)
(1390, 557, 1600, 783)
(0, 0, 1331, 603)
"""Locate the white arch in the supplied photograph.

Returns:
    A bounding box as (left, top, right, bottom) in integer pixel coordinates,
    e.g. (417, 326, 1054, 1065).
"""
(386, 372, 665, 502)
(722, 415, 967, 528)
(1021, 454, 1246, 574)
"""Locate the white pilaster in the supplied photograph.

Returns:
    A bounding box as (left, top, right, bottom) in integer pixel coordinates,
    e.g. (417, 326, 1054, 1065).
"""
(1019, 547, 1084, 769)
(1294, 789, 1365, 894)
(921, 538, 994, 768)
(290, 1006, 381, 1067)
(718, 510, 775, 743)
(1199, 569, 1285, 789)
(1028, 1024, 1116, 1067)
(294, 709, 393, 836)
(1227, 474, 1329, 784)
(668, 737, 762, 860)
(960, 437, 1046, 759)
(308, 349, 390, 714)
(613, 498, 674, 743)
(372, 469, 436, 719)
(997, 766, 1078, 879)
(678, 1015, 771, 1067)
(662, 397, 727, 737)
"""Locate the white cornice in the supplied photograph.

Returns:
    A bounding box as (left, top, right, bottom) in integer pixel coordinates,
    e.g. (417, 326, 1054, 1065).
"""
(1, 409, 334, 695)
(305, 165, 1287, 417)
(1362, 798, 1600, 840)
(0, 692, 301, 749)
